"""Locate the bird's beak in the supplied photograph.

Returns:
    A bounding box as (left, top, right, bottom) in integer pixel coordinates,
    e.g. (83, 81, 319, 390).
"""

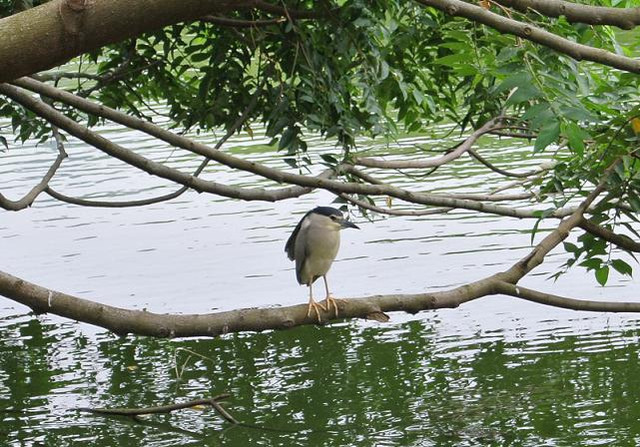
(340, 219, 360, 230)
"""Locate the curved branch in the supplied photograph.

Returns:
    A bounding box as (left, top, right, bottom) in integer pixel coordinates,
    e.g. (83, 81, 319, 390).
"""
(579, 217, 640, 253)
(355, 117, 503, 169)
(0, 82, 325, 202)
(251, 0, 331, 19)
(43, 76, 263, 208)
(495, 281, 640, 311)
(495, 0, 640, 30)
(416, 0, 640, 74)
(0, 126, 67, 211)
(468, 148, 546, 178)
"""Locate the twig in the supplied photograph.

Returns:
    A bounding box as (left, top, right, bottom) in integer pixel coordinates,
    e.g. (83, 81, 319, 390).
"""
(579, 217, 640, 253)
(0, 125, 67, 211)
(355, 117, 505, 169)
(201, 15, 286, 27)
(82, 395, 235, 420)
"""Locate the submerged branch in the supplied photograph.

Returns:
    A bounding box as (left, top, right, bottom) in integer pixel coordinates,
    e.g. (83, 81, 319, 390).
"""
(84, 394, 239, 425)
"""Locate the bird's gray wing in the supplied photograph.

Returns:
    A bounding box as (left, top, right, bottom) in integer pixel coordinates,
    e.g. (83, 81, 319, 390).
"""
(294, 225, 309, 285)
(284, 210, 312, 261)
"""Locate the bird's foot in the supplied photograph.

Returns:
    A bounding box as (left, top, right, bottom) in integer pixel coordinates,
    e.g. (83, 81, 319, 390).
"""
(307, 299, 327, 322)
(323, 295, 345, 318)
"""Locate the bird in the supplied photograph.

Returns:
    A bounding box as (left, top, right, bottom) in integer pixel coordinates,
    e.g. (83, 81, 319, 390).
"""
(285, 206, 359, 321)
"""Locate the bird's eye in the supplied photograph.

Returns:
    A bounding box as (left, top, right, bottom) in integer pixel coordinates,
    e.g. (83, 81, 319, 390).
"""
(330, 215, 338, 220)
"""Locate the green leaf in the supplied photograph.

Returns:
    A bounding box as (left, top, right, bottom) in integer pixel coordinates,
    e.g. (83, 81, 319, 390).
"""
(595, 265, 609, 286)
(563, 242, 579, 253)
(629, 194, 640, 213)
(611, 259, 633, 276)
(530, 218, 542, 245)
(534, 120, 560, 152)
(564, 122, 585, 156)
(504, 85, 540, 107)
(579, 258, 602, 270)
(0, 136, 7, 151)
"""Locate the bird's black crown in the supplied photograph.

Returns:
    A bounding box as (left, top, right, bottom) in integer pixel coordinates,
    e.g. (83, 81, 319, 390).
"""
(311, 206, 343, 217)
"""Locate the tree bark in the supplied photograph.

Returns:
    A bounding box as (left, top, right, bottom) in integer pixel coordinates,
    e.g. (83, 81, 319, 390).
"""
(0, 0, 251, 83)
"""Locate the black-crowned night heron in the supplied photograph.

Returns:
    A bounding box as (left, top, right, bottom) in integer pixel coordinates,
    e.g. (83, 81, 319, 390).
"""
(285, 206, 359, 321)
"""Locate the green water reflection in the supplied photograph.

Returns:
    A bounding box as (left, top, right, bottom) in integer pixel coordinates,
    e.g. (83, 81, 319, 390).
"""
(2, 314, 640, 446)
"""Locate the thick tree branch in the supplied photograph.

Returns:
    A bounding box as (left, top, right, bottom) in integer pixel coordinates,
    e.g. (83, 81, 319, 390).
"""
(579, 217, 640, 253)
(497, 177, 608, 284)
(415, 0, 640, 74)
(495, 0, 640, 30)
(355, 117, 503, 169)
(0, 0, 254, 84)
(495, 281, 640, 311)
(0, 268, 488, 337)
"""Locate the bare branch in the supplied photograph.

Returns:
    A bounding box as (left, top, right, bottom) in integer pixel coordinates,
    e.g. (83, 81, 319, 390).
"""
(495, 0, 640, 30)
(339, 193, 454, 216)
(355, 117, 504, 169)
(468, 148, 547, 178)
(0, 126, 67, 211)
(201, 14, 286, 27)
(251, 0, 331, 19)
(416, 0, 640, 74)
(495, 281, 640, 312)
(579, 217, 640, 253)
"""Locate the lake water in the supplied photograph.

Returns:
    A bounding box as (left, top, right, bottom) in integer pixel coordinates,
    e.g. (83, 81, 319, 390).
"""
(1, 117, 639, 446)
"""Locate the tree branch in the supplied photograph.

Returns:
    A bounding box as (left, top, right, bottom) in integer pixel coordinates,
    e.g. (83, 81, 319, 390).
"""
(201, 15, 286, 28)
(494, 0, 640, 30)
(495, 281, 640, 312)
(415, 0, 640, 74)
(83, 395, 231, 417)
(468, 148, 546, 178)
(5, 79, 578, 219)
(0, 126, 67, 211)
(355, 117, 504, 169)
(0, 82, 326, 202)
(0, 267, 492, 337)
(579, 217, 640, 253)
(0, 0, 255, 84)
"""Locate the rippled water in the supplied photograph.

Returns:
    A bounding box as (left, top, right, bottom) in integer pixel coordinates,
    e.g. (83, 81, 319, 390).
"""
(1, 117, 639, 445)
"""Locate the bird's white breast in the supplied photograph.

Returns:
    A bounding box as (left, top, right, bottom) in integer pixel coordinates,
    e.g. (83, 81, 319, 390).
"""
(297, 216, 341, 283)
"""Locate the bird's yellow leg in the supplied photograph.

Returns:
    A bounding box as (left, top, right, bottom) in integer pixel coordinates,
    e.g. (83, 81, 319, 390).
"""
(306, 283, 326, 322)
(322, 276, 345, 318)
